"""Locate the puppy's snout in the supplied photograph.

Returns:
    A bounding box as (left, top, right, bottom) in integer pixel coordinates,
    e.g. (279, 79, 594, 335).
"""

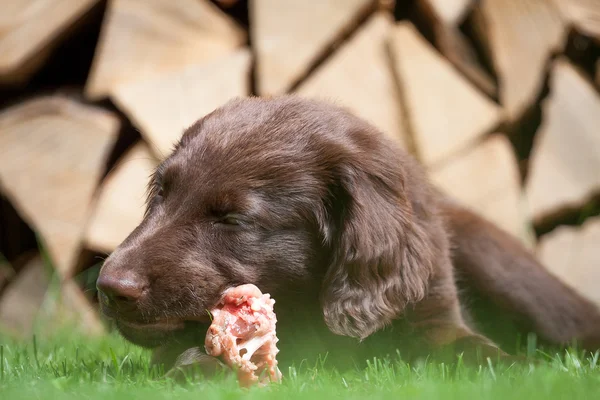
(97, 268, 147, 310)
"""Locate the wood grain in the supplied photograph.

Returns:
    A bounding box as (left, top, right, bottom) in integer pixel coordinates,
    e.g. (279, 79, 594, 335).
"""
(525, 59, 600, 223)
(430, 134, 533, 246)
(297, 13, 409, 150)
(0, 0, 98, 83)
(538, 217, 600, 308)
(85, 0, 246, 99)
(0, 96, 120, 277)
(86, 142, 158, 253)
(112, 49, 251, 158)
(389, 22, 501, 166)
(476, 0, 565, 121)
(252, 0, 374, 95)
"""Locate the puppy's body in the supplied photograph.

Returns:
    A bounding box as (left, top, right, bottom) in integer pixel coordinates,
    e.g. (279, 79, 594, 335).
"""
(97, 96, 600, 374)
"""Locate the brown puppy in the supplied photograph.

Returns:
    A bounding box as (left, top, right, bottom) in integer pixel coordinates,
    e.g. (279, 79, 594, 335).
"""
(96, 96, 600, 375)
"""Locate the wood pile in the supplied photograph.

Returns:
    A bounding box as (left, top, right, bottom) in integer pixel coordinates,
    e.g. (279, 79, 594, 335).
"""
(0, 0, 598, 337)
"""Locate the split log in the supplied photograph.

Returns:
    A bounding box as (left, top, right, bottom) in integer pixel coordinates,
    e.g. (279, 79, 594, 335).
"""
(537, 217, 600, 308)
(553, 0, 600, 42)
(419, 0, 473, 25)
(85, 0, 246, 100)
(525, 59, 600, 224)
(415, 0, 495, 97)
(112, 48, 251, 159)
(389, 22, 502, 166)
(0, 253, 104, 338)
(0, 0, 99, 84)
(0, 96, 120, 278)
(434, 26, 497, 98)
(297, 13, 409, 150)
(37, 278, 105, 336)
(86, 142, 158, 253)
(0, 255, 50, 337)
(474, 0, 566, 122)
(430, 134, 534, 246)
(0, 258, 15, 294)
(251, 0, 374, 95)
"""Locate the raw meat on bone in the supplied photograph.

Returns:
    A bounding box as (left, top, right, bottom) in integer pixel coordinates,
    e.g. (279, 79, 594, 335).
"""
(205, 284, 282, 387)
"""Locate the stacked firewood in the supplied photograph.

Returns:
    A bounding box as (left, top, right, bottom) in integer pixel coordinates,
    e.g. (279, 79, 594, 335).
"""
(0, 0, 598, 337)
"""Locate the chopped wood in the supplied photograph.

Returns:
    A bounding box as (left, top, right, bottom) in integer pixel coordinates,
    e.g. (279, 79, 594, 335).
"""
(0, 259, 15, 294)
(297, 13, 409, 150)
(553, 0, 600, 42)
(430, 134, 534, 246)
(416, 0, 496, 97)
(37, 279, 105, 336)
(389, 22, 502, 166)
(475, 0, 566, 122)
(537, 217, 600, 308)
(0, 96, 120, 278)
(85, 0, 246, 100)
(112, 48, 251, 158)
(0, 256, 50, 337)
(525, 59, 600, 223)
(434, 25, 497, 98)
(0, 0, 99, 84)
(86, 142, 159, 253)
(252, 0, 374, 95)
(419, 0, 473, 25)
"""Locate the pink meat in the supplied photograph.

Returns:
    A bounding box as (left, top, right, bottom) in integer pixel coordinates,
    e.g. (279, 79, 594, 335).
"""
(204, 284, 282, 387)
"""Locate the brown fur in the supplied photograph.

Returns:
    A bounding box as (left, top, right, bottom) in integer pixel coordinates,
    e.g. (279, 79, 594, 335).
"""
(96, 96, 600, 374)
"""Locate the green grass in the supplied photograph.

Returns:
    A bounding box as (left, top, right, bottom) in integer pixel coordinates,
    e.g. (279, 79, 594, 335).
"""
(1, 330, 599, 400)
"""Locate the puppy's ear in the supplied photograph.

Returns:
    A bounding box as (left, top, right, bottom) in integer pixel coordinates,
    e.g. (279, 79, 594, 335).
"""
(321, 149, 436, 340)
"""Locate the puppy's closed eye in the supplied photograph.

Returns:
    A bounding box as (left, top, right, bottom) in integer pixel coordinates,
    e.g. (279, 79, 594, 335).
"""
(212, 214, 250, 229)
(219, 215, 241, 225)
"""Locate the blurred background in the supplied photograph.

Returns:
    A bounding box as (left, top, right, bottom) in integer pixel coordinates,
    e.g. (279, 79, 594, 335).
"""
(0, 0, 598, 339)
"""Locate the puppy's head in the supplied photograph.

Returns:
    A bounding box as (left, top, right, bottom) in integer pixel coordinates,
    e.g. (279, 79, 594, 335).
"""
(97, 96, 436, 347)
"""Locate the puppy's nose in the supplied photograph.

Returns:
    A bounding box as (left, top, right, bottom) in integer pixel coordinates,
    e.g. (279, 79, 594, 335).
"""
(97, 273, 145, 308)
